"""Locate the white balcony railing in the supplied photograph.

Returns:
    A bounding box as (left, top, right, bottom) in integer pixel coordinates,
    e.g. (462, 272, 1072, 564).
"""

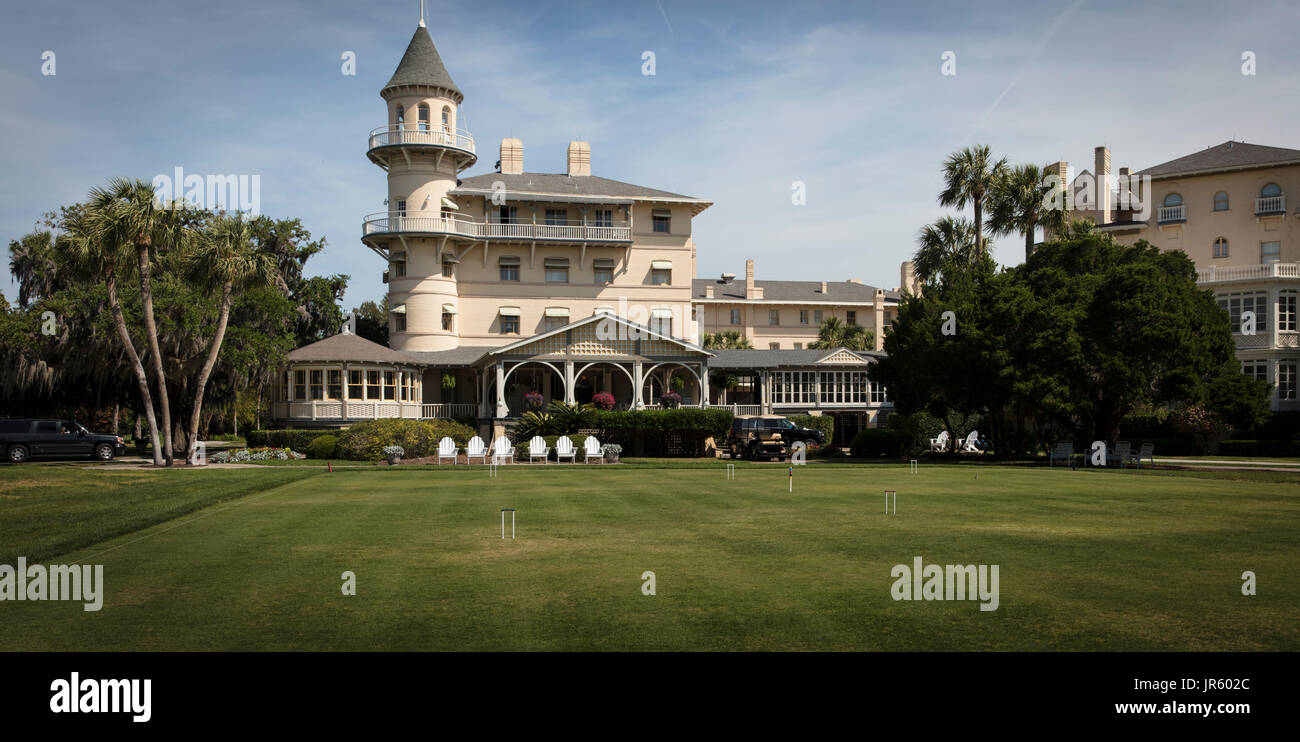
(1196, 262, 1300, 284)
(368, 125, 475, 155)
(1255, 194, 1286, 215)
(1158, 204, 1185, 223)
(273, 401, 423, 421)
(421, 403, 479, 419)
(362, 213, 632, 242)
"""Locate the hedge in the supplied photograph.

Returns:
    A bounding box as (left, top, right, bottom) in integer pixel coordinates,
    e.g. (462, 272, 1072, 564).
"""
(1217, 439, 1300, 457)
(246, 429, 337, 450)
(335, 419, 477, 461)
(788, 415, 834, 443)
(306, 435, 338, 460)
(850, 429, 903, 458)
(592, 408, 733, 457)
(512, 435, 589, 461)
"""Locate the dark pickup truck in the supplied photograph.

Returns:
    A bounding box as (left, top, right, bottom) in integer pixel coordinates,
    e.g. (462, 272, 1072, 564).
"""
(0, 419, 127, 463)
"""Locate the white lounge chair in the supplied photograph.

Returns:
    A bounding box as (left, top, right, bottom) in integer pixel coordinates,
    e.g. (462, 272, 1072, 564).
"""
(929, 431, 950, 452)
(583, 436, 604, 464)
(1048, 441, 1073, 467)
(466, 436, 487, 464)
(1107, 441, 1132, 468)
(491, 436, 514, 464)
(437, 437, 458, 465)
(555, 436, 576, 463)
(960, 431, 979, 452)
(528, 436, 549, 464)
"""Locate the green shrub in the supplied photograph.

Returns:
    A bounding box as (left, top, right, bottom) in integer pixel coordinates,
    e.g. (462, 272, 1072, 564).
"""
(593, 408, 733, 457)
(887, 411, 944, 454)
(246, 429, 337, 450)
(1217, 439, 1300, 457)
(306, 435, 338, 459)
(850, 428, 903, 458)
(789, 415, 834, 442)
(513, 434, 587, 461)
(335, 419, 477, 461)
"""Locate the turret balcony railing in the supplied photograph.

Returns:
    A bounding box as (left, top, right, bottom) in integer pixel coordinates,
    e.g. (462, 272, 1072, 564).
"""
(362, 213, 632, 242)
(367, 125, 476, 156)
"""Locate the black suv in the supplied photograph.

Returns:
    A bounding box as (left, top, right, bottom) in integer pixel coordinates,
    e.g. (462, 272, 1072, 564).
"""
(748, 416, 825, 446)
(725, 416, 790, 461)
(0, 419, 127, 463)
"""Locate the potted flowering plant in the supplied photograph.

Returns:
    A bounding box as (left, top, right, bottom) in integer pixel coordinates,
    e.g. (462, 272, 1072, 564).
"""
(602, 443, 622, 463)
(524, 391, 545, 410)
(382, 445, 404, 465)
(658, 391, 682, 409)
(591, 392, 615, 411)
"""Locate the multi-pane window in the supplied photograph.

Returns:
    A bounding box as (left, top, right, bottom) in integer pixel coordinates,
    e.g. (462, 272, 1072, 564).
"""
(1213, 238, 1229, 259)
(1262, 242, 1281, 263)
(545, 258, 569, 283)
(593, 258, 614, 283)
(818, 372, 871, 404)
(793, 343, 802, 350)
(309, 370, 324, 400)
(1242, 360, 1269, 382)
(499, 256, 520, 281)
(391, 253, 407, 278)
(651, 268, 671, 285)
(442, 312, 454, 331)
(395, 199, 407, 216)
(348, 370, 363, 399)
(652, 209, 671, 233)
(800, 310, 810, 325)
(1281, 291, 1298, 332)
(768, 309, 780, 326)
(1280, 361, 1297, 401)
(846, 311, 857, 326)
(544, 315, 566, 331)
(393, 313, 406, 332)
(417, 104, 430, 132)
(771, 372, 815, 404)
(327, 370, 342, 400)
(650, 314, 672, 337)
(366, 370, 381, 399)
(593, 209, 613, 227)
(730, 309, 741, 325)
(815, 310, 824, 324)
(498, 206, 518, 223)
(1217, 291, 1269, 333)
(383, 371, 396, 400)
(870, 380, 888, 405)
(294, 370, 306, 400)
(545, 208, 567, 226)
(1214, 191, 1229, 211)
(442, 261, 454, 278)
(501, 316, 520, 335)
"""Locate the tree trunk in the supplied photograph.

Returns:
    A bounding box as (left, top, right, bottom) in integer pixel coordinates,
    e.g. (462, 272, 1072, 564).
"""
(136, 243, 174, 465)
(133, 411, 142, 440)
(112, 402, 120, 437)
(1024, 228, 1034, 264)
(187, 282, 233, 464)
(107, 274, 164, 466)
(973, 197, 984, 255)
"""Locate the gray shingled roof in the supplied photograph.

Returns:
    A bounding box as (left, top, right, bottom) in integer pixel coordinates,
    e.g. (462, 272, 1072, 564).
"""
(401, 346, 497, 366)
(1138, 141, 1300, 179)
(454, 172, 705, 203)
(286, 333, 415, 364)
(383, 26, 461, 99)
(693, 278, 900, 303)
(709, 348, 885, 368)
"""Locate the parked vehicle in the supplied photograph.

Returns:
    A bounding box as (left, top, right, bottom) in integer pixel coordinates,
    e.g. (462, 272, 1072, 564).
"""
(0, 419, 127, 463)
(745, 416, 825, 446)
(725, 415, 790, 461)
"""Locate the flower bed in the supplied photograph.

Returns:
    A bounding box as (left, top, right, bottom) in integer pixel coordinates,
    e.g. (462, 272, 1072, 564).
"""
(209, 447, 307, 463)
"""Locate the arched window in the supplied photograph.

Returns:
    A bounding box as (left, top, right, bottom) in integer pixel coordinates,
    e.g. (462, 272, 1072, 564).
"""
(1213, 237, 1229, 258)
(1261, 182, 1282, 198)
(418, 104, 430, 132)
(1214, 191, 1229, 211)
(441, 106, 451, 128)
(1163, 193, 1183, 207)
(395, 105, 404, 125)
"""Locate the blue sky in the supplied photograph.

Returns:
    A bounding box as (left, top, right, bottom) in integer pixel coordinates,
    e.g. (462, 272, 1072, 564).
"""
(3, 0, 1299, 306)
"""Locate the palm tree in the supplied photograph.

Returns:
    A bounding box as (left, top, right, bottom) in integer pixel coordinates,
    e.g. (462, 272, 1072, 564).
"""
(183, 215, 277, 465)
(986, 163, 1067, 263)
(913, 216, 978, 284)
(58, 208, 167, 466)
(939, 145, 1007, 253)
(85, 178, 188, 465)
(702, 330, 753, 349)
(809, 316, 874, 351)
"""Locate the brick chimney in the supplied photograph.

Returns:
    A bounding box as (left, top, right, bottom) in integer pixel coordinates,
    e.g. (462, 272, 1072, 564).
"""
(744, 259, 762, 299)
(1117, 166, 1131, 214)
(1095, 146, 1112, 223)
(873, 289, 886, 351)
(705, 285, 714, 298)
(500, 138, 523, 175)
(566, 141, 590, 177)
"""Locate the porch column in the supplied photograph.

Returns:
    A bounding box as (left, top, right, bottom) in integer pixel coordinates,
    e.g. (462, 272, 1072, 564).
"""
(632, 361, 644, 409)
(479, 366, 490, 418)
(699, 362, 709, 407)
(814, 371, 822, 409)
(398, 369, 405, 416)
(564, 359, 575, 404)
(495, 361, 508, 418)
(342, 362, 349, 420)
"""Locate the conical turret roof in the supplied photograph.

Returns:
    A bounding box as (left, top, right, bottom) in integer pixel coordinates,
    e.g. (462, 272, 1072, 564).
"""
(382, 25, 462, 101)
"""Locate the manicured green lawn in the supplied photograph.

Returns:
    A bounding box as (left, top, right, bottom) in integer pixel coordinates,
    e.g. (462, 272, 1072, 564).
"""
(1, 462, 1295, 651)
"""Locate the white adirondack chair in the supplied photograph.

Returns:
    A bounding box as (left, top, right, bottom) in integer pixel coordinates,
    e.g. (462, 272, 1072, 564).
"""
(583, 436, 604, 464)
(491, 436, 514, 464)
(960, 431, 979, 452)
(929, 430, 950, 452)
(528, 435, 550, 464)
(555, 436, 576, 463)
(437, 437, 458, 464)
(466, 436, 487, 464)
